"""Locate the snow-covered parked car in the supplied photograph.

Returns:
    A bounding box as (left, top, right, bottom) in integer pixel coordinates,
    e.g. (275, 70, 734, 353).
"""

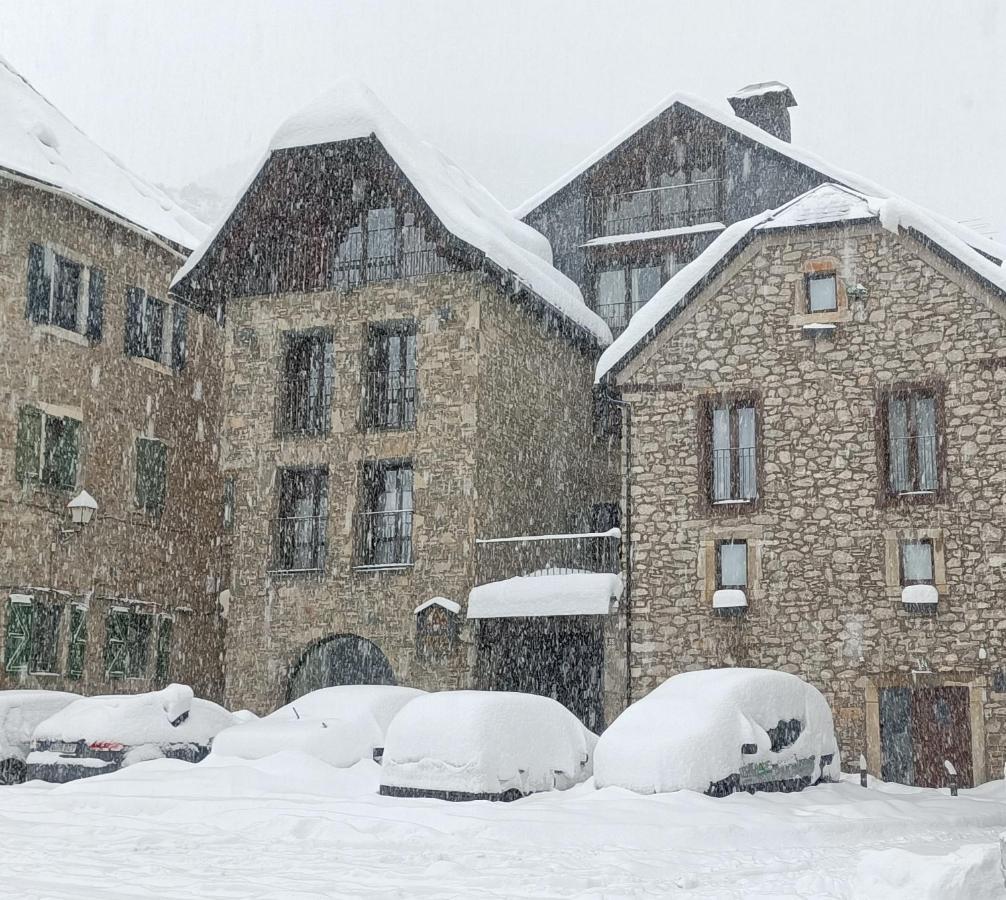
(594, 668, 840, 797)
(0, 690, 80, 784)
(27, 684, 237, 783)
(212, 685, 425, 768)
(379, 690, 596, 801)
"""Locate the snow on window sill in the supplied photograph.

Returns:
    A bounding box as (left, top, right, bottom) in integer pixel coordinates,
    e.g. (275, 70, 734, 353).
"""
(34, 323, 88, 346)
(267, 567, 325, 577)
(713, 589, 748, 610)
(901, 584, 938, 606)
(895, 490, 936, 497)
(354, 563, 414, 573)
(130, 355, 174, 376)
(712, 498, 756, 506)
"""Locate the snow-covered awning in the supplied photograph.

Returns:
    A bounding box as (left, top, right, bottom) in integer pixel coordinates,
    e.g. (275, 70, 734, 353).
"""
(414, 597, 461, 616)
(466, 572, 622, 619)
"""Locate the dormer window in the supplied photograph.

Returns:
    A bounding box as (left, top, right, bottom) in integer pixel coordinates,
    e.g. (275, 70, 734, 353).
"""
(806, 272, 837, 313)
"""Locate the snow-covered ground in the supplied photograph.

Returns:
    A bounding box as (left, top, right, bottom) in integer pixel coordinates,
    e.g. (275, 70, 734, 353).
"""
(1, 755, 1004, 898)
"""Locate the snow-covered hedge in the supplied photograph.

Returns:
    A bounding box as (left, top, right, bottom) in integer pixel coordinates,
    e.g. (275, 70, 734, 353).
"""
(594, 668, 840, 794)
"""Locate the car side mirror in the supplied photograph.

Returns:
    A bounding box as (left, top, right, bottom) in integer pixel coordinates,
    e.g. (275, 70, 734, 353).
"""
(741, 743, 758, 755)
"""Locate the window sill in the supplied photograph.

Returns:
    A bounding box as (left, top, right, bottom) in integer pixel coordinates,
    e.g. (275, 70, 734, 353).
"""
(34, 323, 89, 346)
(267, 568, 325, 577)
(711, 499, 756, 506)
(129, 355, 174, 376)
(354, 563, 414, 573)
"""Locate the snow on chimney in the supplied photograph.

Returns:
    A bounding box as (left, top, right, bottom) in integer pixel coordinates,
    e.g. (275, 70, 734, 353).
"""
(728, 81, 797, 143)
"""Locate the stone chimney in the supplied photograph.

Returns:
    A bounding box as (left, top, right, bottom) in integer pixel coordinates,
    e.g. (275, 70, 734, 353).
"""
(728, 81, 797, 142)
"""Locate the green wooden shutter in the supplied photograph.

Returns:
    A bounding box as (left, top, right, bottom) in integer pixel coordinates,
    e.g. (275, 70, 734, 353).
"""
(48, 417, 80, 490)
(105, 608, 128, 678)
(4, 597, 32, 673)
(25, 243, 50, 323)
(85, 268, 105, 343)
(136, 439, 167, 513)
(14, 407, 42, 484)
(67, 605, 86, 678)
(171, 303, 188, 370)
(124, 287, 143, 356)
(155, 617, 173, 682)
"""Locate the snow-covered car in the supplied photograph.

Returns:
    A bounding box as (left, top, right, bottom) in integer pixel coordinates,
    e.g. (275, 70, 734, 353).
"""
(27, 684, 237, 783)
(211, 684, 425, 768)
(594, 668, 840, 797)
(0, 690, 80, 784)
(379, 690, 596, 801)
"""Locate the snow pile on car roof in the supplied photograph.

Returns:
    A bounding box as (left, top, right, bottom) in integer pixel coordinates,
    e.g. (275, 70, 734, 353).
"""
(173, 78, 610, 345)
(594, 668, 839, 794)
(269, 685, 425, 729)
(33, 685, 236, 746)
(0, 56, 206, 249)
(380, 691, 595, 797)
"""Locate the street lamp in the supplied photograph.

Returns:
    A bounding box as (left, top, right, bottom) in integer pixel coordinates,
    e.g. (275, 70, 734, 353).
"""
(67, 490, 98, 527)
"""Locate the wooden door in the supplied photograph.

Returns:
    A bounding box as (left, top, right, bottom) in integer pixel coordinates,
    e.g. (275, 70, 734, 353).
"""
(912, 686, 973, 788)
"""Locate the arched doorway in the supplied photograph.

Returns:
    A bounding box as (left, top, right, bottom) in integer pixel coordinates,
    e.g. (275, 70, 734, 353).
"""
(287, 634, 396, 702)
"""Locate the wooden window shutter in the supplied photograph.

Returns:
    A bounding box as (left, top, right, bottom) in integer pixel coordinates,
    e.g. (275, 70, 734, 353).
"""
(155, 616, 173, 682)
(86, 268, 105, 343)
(137, 439, 167, 512)
(15, 406, 42, 483)
(171, 303, 188, 370)
(50, 417, 80, 489)
(25, 243, 50, 324)
(67, 605, 87, 678)
(124, 287, 144, 356)
(105, 608, 128, 678)
(4, 597, 32, 673)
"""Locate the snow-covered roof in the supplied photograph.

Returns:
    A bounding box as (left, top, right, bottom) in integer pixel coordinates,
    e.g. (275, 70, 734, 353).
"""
(596, 182, 1006, 382)
(173, 79, 610, 346)
(512, 90, 1006, 265)
(466, 572, 623, 619)
(414, 597, 461, 616)
(582, 222, 725, 248)
(0, 56, 206, 251)
(728, 81, 796, 102)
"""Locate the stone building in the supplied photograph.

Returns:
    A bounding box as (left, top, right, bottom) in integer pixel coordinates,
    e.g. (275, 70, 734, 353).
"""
(171, 81, 622, 728)
(596, 182, 1006, 786)
(0, 59, 225, 701)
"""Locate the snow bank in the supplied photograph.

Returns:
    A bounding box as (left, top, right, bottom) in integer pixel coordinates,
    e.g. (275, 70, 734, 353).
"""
(380, 691, 595, 796)
(0, 56, 206, 249)
(467, 572, 622, 618)
(0, 690, 79, 760)
(594, 668, 840, 794)
(33, 685, 236, 746)
(854, 844, 1002, 899)
(173, 79, 610, 346)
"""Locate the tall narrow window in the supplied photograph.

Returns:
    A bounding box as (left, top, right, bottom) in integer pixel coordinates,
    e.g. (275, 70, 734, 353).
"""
(365, 322, 417, 430)
(709, 399, 758, 503)
(886, 389, 939, 495)
(716, 540, 748, 590)
(274, 468, 328, 573)
(222, 477, 236, 531)
(359, 461, 414, 567)
(125, 288, 172, 364)
(155, 616, 173, 683)
(278, 330, 332, 435)
(630, 264, 662, 313)
(594, 268, 628, 332)
(15, 406, 80, 490)
(365, 207, 397, 281)
(136, 438, 168, 513)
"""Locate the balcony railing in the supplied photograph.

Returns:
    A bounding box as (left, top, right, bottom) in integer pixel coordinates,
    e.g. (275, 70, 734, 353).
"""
(889, 435, 938, 494)
(474, 528, 621, 586)
(357, 510, 414, 568)
(364, 369, 417, 430)
(712, 447, 758, 503)
(586, 180, 722, 240)
(272, 514, 327, 573)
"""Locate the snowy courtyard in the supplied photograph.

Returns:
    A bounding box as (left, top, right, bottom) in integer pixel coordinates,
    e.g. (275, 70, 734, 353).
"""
(1, 755, 1004, 899)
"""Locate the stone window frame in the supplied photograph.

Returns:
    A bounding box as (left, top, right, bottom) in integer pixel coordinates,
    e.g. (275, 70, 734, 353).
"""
(696, 389, 764, 516)
(701, 525, 763, 608)
(789, 257, 850, 327)
(882, 527, 947, 601)
(874, 378, 949, 508)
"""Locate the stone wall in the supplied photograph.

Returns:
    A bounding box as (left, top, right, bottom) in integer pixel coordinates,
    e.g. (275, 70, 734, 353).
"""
(0, 181, 225, 699)
(615, 222, 1006, 781)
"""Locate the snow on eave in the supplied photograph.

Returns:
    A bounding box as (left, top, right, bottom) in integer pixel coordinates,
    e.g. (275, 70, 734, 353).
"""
(581, 222, 725, 248)
(512, 90, 1005, 264)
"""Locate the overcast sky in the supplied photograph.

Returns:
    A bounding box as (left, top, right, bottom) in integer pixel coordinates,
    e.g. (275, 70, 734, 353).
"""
(0, 0, 1003, 236)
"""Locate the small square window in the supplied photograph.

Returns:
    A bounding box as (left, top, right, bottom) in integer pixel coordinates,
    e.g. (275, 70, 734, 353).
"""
(716, 540, 748, 590)
(900, 539, 934, 585)
(806, 273, 838, 313)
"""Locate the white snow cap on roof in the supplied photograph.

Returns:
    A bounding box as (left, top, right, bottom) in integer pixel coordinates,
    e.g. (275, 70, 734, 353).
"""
(414, 597, 461, 616)
(174, 79, 610, 345)
(729, 81, 796, 101)
(512, 89, 1005, 264)
(0, 56, 206, 250)
(596, 182, 1006, 383)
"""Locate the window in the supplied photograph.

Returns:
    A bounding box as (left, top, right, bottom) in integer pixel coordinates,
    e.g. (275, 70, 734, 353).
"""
(274, 468, 328, 573)
(358, 461, 413, 567)
(15, 406, 79, 490)
(106, 608, 153, 679)
(365, 207, 397, 281)
(222, 477, 236, 531)
(136, 438, 167, 513)
(806, 273, 838, 313)
(155, 616, 173, 683)
(591, 256, 686, 335)
(716, 540, 748, 590)
(67, 604, 86, 679)
(3, 594, 63, 675)
(365, 322, 417, 430)
(707, 399, 758, 503)
(900, 539, 935, 586)
(25, 244, 104, 340)
(278, 330, 332, 435)
(125, 288, 187, 369)
(884, 387, 940, 496)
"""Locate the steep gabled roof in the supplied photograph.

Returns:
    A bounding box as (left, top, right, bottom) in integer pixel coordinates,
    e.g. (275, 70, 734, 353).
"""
(596, 183, 1006, 383)
(513, 90, 1006, 265)
(0, 56, 206, 251)
(173, 79, 610, 346)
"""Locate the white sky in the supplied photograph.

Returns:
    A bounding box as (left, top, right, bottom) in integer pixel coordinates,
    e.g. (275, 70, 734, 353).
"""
(0, 0, 1003, 236)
